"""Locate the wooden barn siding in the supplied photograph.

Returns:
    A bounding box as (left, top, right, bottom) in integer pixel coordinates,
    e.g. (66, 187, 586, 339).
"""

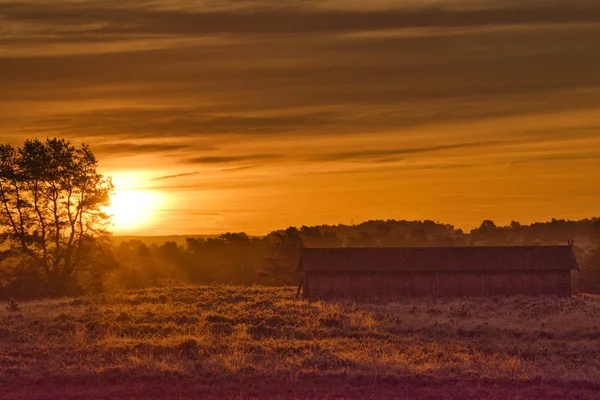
(304, 270, 571, 299)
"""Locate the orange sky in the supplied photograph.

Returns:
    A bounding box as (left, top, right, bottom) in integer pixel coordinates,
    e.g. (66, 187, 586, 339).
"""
(1, 1, 600, 235)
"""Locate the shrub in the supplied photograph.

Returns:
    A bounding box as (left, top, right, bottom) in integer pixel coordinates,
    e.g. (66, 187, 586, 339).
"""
(177, 338, 199, 358)
(6, 298, 20, 312)
(208, 322, 234, 336)
(206, 314, 234, 324)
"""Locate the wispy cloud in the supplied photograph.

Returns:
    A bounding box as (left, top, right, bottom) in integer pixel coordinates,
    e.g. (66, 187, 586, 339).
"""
(185, 154, 282, 165)
(151, 171, 200, 181)
(94, 142, 193, 155)
(511, 152, 600, 165)
(3, 1, 600, 39)
(312, 141, 505, 163)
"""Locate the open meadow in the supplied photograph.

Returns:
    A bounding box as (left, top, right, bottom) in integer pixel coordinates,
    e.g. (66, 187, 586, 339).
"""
(2, 285, 600, 399)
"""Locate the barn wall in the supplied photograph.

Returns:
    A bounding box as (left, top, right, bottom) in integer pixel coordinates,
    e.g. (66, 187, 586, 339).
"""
(304, 270, 571, 299)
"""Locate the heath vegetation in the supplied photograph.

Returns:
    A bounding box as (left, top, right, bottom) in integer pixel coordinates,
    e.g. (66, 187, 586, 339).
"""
(1, 285, 600, 399)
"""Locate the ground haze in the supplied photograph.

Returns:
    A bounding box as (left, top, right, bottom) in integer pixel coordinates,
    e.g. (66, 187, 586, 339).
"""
(1, 285, 600, 399)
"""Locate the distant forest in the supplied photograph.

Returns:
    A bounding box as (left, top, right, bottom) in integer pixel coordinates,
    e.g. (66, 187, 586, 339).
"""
(105, 218, 600, 296)
(2, 218, 599, 298)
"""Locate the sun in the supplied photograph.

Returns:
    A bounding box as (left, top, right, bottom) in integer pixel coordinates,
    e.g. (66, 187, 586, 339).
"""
(107, 189, 163, 231)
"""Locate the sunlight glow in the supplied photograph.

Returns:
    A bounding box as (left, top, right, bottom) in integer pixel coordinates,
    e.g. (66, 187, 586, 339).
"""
(107, 189, 164, 231)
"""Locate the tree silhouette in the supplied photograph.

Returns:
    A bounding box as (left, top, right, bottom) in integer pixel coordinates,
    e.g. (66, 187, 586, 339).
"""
(259, 227, 303, 284)
(0, 138, 113, 295)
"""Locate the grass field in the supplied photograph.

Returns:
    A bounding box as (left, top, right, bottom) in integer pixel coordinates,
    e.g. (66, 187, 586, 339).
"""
(1, 285, 600, 399)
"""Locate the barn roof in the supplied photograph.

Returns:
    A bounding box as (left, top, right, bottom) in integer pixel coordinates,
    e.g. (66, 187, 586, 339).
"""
(300, 246, 579, 272)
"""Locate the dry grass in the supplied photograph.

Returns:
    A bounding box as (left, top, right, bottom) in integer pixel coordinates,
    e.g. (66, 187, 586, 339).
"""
(1, 285, 600, 399)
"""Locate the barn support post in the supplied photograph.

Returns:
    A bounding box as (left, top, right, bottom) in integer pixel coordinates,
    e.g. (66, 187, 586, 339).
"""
(295, 274, 304, 299)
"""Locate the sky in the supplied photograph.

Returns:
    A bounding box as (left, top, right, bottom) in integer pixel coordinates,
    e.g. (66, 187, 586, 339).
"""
(1, 0, 600, 235)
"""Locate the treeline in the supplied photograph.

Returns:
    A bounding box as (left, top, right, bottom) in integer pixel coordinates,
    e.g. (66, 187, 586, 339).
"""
(2, 217, 600, 298)
(105, 218, 600, 295)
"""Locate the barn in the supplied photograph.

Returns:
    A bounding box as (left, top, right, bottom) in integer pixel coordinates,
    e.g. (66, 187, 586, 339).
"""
(299, 246, 579, 299)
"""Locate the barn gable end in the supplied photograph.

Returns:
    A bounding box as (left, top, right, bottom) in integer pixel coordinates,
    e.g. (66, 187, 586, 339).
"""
(300, 246, 578, 299)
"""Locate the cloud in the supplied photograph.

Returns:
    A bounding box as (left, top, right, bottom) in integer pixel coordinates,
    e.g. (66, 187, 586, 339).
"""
(93, 142, 193, 155)
(310, 162, 480, 176)
(3, 1, 600, 38)
(1, 107, 345, 139)
(2, 0, 600, 147)
(312, 141, 505, 162)
(185, 154, 282, 165)
(218, 165, 259, 173)
(151, 171, 200, 181)
(511, 152, 600, 165)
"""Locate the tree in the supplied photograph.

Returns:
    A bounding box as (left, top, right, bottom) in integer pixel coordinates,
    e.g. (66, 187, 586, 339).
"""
(259, 227, 303, 284)
(471, 220, 506, 244)
(0, 138, 113, 296)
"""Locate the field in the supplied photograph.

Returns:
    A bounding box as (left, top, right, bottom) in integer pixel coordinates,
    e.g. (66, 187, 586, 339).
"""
(1, 286, 600, 399)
